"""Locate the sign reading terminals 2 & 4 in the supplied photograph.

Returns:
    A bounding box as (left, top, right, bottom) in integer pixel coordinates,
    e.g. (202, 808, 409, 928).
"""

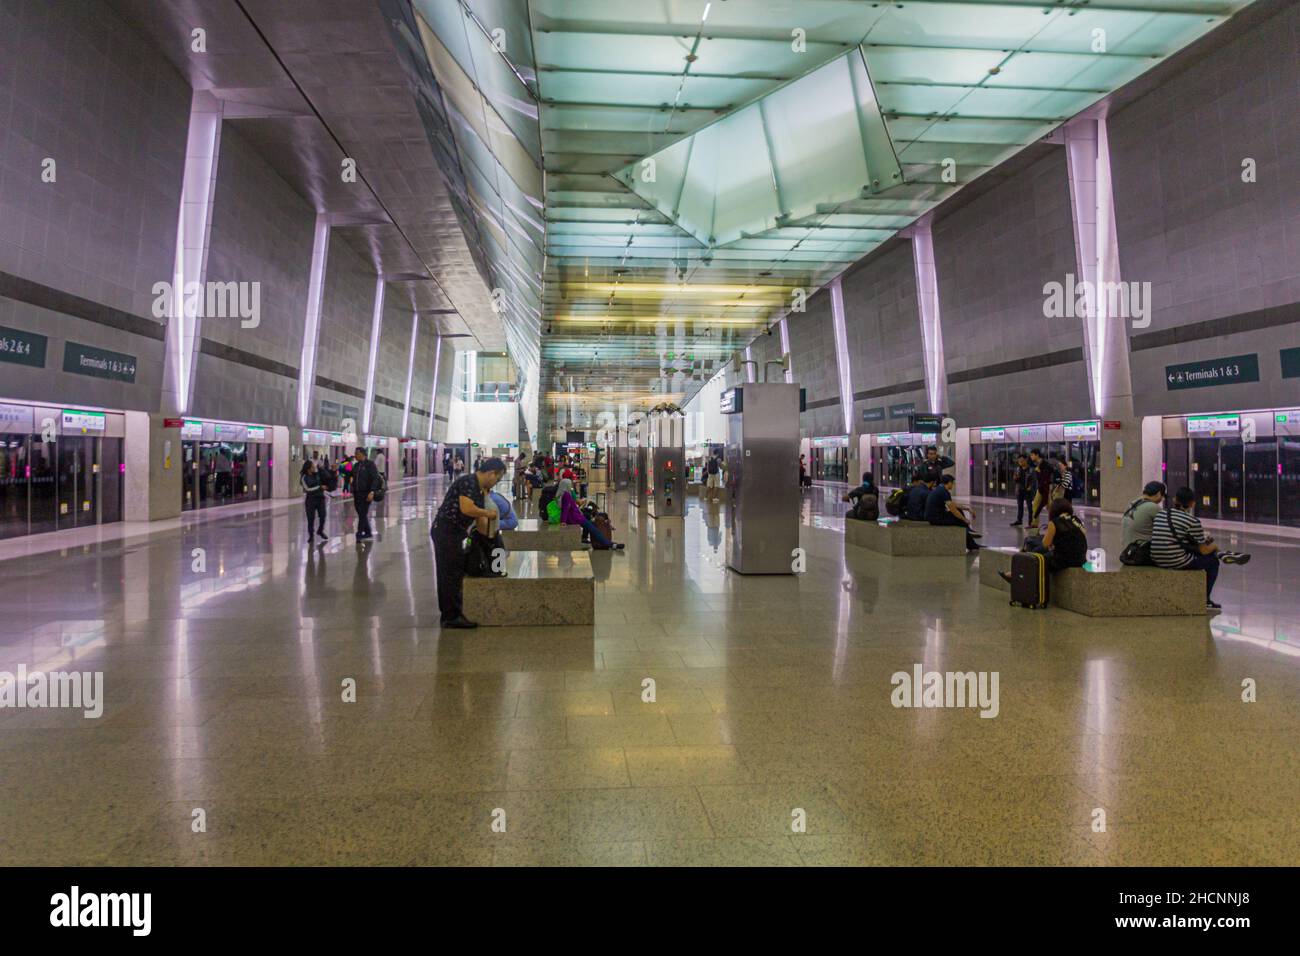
(1165, 354, 1259, 391)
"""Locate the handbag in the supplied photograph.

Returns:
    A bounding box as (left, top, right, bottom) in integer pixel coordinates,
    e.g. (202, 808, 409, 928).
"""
(1119, 499, 1152, 565)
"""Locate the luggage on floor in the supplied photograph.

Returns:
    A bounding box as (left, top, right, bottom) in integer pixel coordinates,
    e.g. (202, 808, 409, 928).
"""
(590, 514, 614, 549)
(1008, 551, 1049, 609)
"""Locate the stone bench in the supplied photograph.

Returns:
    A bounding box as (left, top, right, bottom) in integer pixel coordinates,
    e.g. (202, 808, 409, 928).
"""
(844, 518, 968, 556)
(978, 547, 1207, 616)
(502, 518, 583, 551)
(462, 550, 595, 626)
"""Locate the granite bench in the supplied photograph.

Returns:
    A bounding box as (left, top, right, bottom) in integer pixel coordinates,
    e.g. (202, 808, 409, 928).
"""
(502, 518, 584, 551)
(978, 547, 1207, 616)
(844, 518, 968, 556)
(462, 550, 595, 626)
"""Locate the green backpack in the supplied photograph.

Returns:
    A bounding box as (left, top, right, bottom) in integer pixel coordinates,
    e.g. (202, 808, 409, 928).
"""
(546, 500, 561, 524)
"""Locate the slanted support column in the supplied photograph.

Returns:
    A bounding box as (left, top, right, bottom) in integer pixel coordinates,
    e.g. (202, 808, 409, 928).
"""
(297, 215, 331, 427)
(400, 313, 420, 436)
(361, 277, 386, 434)
(426, 335, 444, 442)
(160, 90, 224, 416)
(905, 219, 949, 417)
(1064, 112, 1141, 513)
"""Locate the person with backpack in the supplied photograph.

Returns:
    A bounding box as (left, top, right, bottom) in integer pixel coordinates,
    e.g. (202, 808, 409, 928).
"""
(999, 498, 1087, 589)
(705, 454, 723, 501)
(430, 457, 508, 629)
(842, 472, 879, 521)
(1028, 449, 1053, 527)
(349, 447, 383, 540)
(1150, 486, 1250, 610)
(1119, 481, 1166, 565)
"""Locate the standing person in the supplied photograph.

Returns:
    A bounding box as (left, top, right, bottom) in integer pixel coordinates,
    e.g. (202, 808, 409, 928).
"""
(1150, 486, 1250, 610)
(350, 447, 381, 541)
(374, 448, 387, 483)
(798, 454, 811, 488)
(513, 457, 528, 499)
(1028, 449, 1053, 527)
(430, 458, 507, 629)
(300, 460, 328, 542)
(453, 455, 465, 478)
(341, 455, 354, 494)
(1050, 457, 1074, 508)
(916, 445, 955, 485)
(442, 451, 452, 474)
(705, 454, 723, 501)
(1010, 453, 1035, 527)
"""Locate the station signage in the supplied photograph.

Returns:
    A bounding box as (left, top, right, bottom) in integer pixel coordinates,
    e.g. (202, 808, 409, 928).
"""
(1063, 421, 1099, 440)
(909, 413, 944, 434)
(0, 325, 47, 369)
(812, 435, 848, 447)
(214, 422, 246, 441)
(181, 420, 204, 439)
(63, 343, 137, 383)
(888, 402, 916, 418)
(0, 403, 35, 434)
(1275, 411, 1300, 426)
(862, 407, 885, 423)
(246, 426, 268, 441)
(1187, 414, 1240, 435)
(979, 427, 1006, 441)
(1165, 354, 1259, 390)
(1018, 425, 1047, 443)
(62, 409, 106, 433)
(719, 388, 742, 414)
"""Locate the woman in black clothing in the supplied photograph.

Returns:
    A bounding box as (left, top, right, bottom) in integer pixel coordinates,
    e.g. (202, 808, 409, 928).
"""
(1001, 498, 1087, 585)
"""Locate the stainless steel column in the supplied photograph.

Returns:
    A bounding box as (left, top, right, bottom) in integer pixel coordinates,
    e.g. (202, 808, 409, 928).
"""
(724, 383, 801, 574)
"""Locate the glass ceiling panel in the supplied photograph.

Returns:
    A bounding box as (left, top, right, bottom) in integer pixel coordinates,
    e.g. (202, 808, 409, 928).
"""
(612, 47, 903, 249)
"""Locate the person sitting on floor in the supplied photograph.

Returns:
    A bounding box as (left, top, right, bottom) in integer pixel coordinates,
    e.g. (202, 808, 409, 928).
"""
(924, 474, 981, 551)
(557, 478, 624, 550)
(902, 472, 932, 521)
(842, 471, 879, 520)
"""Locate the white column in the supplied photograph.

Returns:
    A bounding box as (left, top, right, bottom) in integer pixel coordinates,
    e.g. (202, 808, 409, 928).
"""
(426, 335, 444, 441)
(828, 276, 854, 436)
(908, 220, 949, 416)
(400, 313, 420, 435)
(1064, 113, 1134, 421)
(297, 215, 331, 426)
(361, 277, 386, 434)
(160, 90, 223, 416)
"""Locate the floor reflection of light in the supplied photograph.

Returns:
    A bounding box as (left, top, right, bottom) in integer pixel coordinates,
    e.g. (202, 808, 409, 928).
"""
(1210, 623, 1300, 658)
(832, 573, 851, 684)
(1080, 657, 1112, 775)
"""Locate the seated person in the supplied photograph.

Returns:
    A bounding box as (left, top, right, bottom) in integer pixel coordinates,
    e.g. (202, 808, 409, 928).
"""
(902, 473, 932, 521)
(1121, 481, 1165, 551)
(1151, 485, 1250, 610)
(557, 479, 625, 551)
(842, 471, 879, 519)
(488, 490, 519, 532)
(1002, 499, 1087, 579)
(924, 474, 980, 551)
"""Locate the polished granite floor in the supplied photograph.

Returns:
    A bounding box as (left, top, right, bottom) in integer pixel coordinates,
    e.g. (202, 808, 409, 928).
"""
(1, 476, 1296, 866)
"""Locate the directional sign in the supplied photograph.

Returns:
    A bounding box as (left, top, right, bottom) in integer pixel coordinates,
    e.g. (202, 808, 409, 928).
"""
(1165, 354, 1259, 390)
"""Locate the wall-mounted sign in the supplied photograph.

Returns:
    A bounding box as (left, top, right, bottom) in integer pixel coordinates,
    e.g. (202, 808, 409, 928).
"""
(862, 407, 885, 423)
(909, 413, 944, 434)
(1275, 411, 1300, 426)
(214, 422, 246, 441)
(720, 388, 742, 414)
(0, 403, 35, 433)
(62, 409, 106, 433)
(1187, 414, 1240, 435)
(1063, 421, 1100, 440)
(1281, 348, 1300, 380)
(888, 402, 916, 418)
(163, 418, 183, 429)
(63, 343, 137, 382)
(0, 325, 47, 369)
(979, 427, 1006, 442)
(1019, 425, 1047, 443)
(1166, 354, 1259, 390)
(1103, 420, 1123, 430)
(181, 420, 204, 439)
(246, 426, 268, 441)
(812, 435, 848, 447)
(302, 430, 329, 445)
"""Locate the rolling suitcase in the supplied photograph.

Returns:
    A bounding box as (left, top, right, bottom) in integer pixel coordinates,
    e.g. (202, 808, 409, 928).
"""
(1008, 551, 1049, 609)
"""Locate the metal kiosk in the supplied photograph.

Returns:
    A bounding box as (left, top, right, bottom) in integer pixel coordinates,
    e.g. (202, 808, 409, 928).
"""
(722, 383, 801, 574)
(645, 405, 685, 518)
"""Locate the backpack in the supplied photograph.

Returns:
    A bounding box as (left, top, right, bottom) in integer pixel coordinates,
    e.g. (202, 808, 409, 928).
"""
(372, 468, 387, 503)
(849, 493, 879, 521)
(538, 483, 557, 514)
(590, 514, 614, 549)
(462, 529, 505, 577)
(884, 488, 906, 517)
(546, 499, 561, 524)
(1119, 499, 1152, 566)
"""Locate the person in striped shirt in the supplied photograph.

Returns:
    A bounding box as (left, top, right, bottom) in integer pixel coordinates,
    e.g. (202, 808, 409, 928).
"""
(1150, 486, 1250, 609)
